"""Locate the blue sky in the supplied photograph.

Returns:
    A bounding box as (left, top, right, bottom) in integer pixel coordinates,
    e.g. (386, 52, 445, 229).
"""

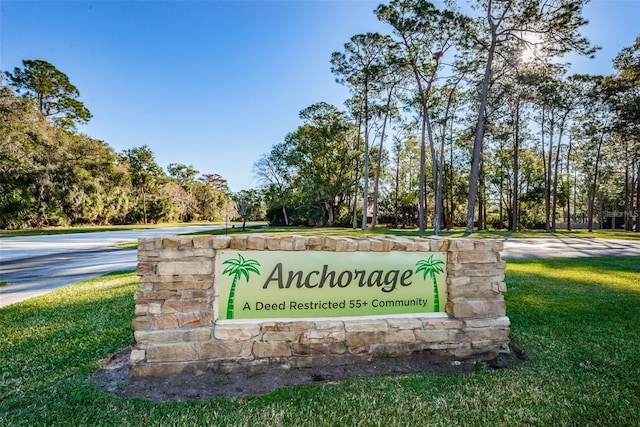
(2, 0, 639, 192)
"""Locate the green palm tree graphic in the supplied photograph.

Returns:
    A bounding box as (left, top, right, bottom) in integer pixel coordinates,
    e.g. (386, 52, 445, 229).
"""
(222, 253, 261, 319)
(415, 255, 446, 312)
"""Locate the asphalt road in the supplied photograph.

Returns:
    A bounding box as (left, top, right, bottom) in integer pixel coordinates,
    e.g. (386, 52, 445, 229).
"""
(1, 230, 639, 308)
(0, 225, 227, 308)
(499, 236, 640, 259)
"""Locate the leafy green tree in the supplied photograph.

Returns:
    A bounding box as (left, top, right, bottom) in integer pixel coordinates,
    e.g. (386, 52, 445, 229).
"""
(0, 84, 48, 228)
(222, 254, 260, 320)
(192, 180, 228, 221)
(285, 102, 359, 226)
(60, 133, 130, 225)
(121, 145, 164, 224)
(147, 197, 179, 223)
(550, 74, 589, 232)
(254, 142, 294, 225)
(369, 52, 405, 230)
(159, 181, 195, 222)
(0, 79, 133, 228)
(332, 32, 399, 230)
(520, 66, 582, 232)
(604, 36, 640, 232)
(1, 67, 238, 229)
(464, 0, 596, 233)
(232, 189, 265, 229)
(199, 173, 230, 193)
(167, 163, 199, 188)
(377, 0, 466, 233)
(493, 67, 538, 232)
(5, 59, 92, 128)
(165, 163, 199, 221)
(388, 125, 421, 227)
(571, 76, 613, 232)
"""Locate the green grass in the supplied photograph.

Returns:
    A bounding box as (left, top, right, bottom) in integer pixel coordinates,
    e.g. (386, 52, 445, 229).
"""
(0, 281, 8, 287)
(111, 241, 139, 249)
(0, 221, 248, 238)
(1, 258, 639, 426)
(192, 225, 640, 241)
(4, 222, 639, 240)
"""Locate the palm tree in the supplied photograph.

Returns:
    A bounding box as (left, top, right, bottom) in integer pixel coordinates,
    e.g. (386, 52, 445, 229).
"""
(415, 255, 445, 312)
(222, 253, 260, 319)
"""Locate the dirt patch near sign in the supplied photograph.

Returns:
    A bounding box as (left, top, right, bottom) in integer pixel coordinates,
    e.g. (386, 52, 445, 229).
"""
(93, 344, 527, 402)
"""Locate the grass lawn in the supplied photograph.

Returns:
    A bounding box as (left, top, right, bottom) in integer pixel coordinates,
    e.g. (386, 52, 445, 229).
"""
(1, 257, 639, 426)
(2, 223, 639, 241)
(106, 225, 640, 250)
(230, 226, 640, 241)
(0, 221, 254, 238)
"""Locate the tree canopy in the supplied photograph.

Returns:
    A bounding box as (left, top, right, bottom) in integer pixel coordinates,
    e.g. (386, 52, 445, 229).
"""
(3, 4, 639, 234)
(5, 59, 92, 129)
(0, 61, 242, 229)
(255, 1, 639, 234)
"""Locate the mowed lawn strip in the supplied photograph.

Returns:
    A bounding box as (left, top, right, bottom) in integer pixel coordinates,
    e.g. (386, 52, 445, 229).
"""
(190, 226, 640, 241)
(0, 258, 638, 426)
(0, 221, 239, 238)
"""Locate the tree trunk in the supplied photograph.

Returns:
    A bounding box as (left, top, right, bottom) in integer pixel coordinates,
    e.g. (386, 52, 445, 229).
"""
(498, 183, 503, 230)
(477, 160, 486, 230)
(448, 135, 455, 230)
(372, 87, 395, 230)
(512, 100, 520, 232)
(624, 152, 631, 231)
(326, 200, 335, 227)
(551, 116, 566, 232)
(586, 182, 593, 231)
(142, 190, 148, 225)
(437, 140, 445, 232)
(598, 198, 604, 230)
(587, 134, 603, 232)
(544, 110, 553, 233)
(636, 155, 640, 232)
(352, 111, 363, 229)
(573, 164, 578, 226)
(408, 67, 430, 233)
(435, 79, 459, 234)
(566, 139, 572, 231)
(362, 86, 370, 231)
(426, 103, 441, 235)
(466, 32, 497, 233)
(394, 146, 400, 228)
(611, 201, 616, 230)
(483, 193, 488, 230)
(352, 180, 359, 229)
(418, 104, 427, 232)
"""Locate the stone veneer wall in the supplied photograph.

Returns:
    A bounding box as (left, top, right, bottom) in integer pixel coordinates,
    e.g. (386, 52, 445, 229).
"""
(130, 235, 509, 378)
